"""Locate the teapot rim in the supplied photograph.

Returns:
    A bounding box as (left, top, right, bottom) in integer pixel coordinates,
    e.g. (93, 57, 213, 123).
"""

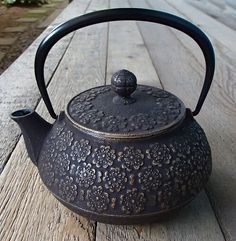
(65, 84, 187, 139)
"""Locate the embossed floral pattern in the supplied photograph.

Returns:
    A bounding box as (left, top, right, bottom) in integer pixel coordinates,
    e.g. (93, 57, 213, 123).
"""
(188, 122, 206, 141)
(69, 87, 110, 111)
(185, 123, 211, 165)
(55, 130, 73, 151)
(190, 149, 211, 178)
(69, 101, 93, 116)
(120, 188, 146, 214)
(171, 157, 192, 182)
(89, 86, 111, 95)
(129, 113, 156, 130)
(67, 85, 184, 133)
(187, 170, 204, 192)
(75, 163, 96, 188)
(156, 96, 181, 110)
(79, 109, 104, 125)
(190, 153, 204, 170)
(155, 96, 181, 122)
(103, 167, 127, 192)
(41, 162, 55, 186)
(38, 112, 211, 215)
(86, 186, 109, 212)
(58, 176, 77, 202)
(192, 140, 211, 160)
(174, 139, 191, 156)
(41, 141, 57, 159)
(138, 166, 162, 191)
(54, 152, 70, 176)
(51, 123, 65, 139)
(118, 147, 144, 171)
(70, 139, 91, 163)
(146, 143, 171, 166)
(102, 115, 127, 132)
(73, 92, 96, 102)
(92, 145, 116, 168)
(157, 182, 180, 209)
(151, 108, 169, 126)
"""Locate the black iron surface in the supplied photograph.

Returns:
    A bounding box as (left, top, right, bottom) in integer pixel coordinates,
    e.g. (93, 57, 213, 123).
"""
(36, 110, 211, 224)
(111, 69, 137, 100)
(11, 8, 215, 225)
(11, 109, 52, 165)
(67, 70, 186, 135)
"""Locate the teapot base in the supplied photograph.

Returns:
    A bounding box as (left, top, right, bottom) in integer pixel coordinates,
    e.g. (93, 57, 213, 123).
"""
(54, 193, 195, 225)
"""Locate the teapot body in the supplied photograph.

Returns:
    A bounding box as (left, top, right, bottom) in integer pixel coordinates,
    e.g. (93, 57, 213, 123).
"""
(11, 8, 215, 225)
(38, 110, 211, 224)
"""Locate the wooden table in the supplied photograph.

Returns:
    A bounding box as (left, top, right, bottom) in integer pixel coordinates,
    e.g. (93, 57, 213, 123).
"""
(1, 0, 236, 240)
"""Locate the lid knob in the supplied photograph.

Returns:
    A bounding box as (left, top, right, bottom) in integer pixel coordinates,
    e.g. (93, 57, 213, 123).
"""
(111, 69, 137, 104)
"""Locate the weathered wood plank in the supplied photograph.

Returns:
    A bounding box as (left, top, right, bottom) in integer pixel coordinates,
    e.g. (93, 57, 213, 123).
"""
(105, 2, 161, 87)
(134, 0, 236, 240)
(163, 0, 236, 109)
(226, 0, 236, 10)
(0, 0, 109, 240)
(151, 0, 236, 117)
(96, 0, 225, 240)
(186, 0, 236, 31)
(0, 0, 91, 173)
(165, 0, 236, 54)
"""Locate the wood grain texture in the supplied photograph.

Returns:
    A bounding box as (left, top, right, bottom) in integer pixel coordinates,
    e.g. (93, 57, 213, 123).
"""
(186, 0, 236, 31)
(133, 0, 236, 240)
(0, 0, 109, 240)
(0, 0, 91, 173)
(162, 0, 236, 117)
(225, 0, 236, 10)
(105, 0, 161, 87)
(1, 0, 235, 240)
(166, 0, 236, 54)
(96, 0, 225, 240)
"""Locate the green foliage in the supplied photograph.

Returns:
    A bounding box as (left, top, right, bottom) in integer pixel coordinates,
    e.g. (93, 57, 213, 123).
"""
(3, 0, 16, 5)
(3, 0, 48, 6)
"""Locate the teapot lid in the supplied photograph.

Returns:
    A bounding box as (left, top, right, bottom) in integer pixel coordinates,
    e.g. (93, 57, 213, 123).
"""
(66, 69, 186, 138)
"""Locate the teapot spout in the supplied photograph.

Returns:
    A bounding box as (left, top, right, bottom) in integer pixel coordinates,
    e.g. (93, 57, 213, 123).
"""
(11, 109, 52, 166)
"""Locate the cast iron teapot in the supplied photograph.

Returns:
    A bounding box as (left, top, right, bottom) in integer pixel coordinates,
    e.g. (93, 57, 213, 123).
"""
(11, 8, 214, 224)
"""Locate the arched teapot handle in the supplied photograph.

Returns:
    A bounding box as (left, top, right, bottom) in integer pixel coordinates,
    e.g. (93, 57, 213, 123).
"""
(35, 8, 215, 119)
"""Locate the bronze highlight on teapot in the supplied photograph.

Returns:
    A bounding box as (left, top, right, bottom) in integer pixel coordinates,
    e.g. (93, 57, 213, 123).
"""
(11, 8, 215, 224)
